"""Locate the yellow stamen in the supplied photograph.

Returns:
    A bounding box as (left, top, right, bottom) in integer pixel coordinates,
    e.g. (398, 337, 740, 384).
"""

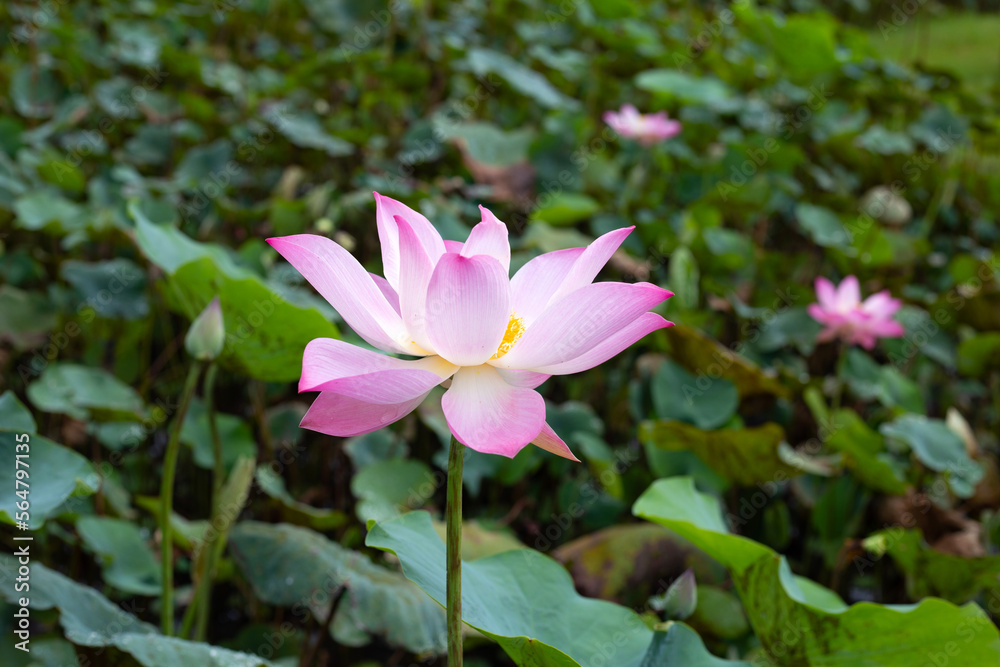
(493, 314, 525, 359)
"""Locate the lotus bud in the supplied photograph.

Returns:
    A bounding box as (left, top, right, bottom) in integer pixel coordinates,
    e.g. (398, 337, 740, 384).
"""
(185, 296, 225, 361)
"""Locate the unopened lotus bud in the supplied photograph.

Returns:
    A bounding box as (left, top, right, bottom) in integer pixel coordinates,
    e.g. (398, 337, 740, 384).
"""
(650, 569, 697, 621)
(860, 186, 912, 227)
(947, 408, 979, 458)
(185, 296, 225, 361)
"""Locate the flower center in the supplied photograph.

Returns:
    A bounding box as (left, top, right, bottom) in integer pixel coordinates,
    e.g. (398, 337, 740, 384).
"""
(493, 314, 525, 359)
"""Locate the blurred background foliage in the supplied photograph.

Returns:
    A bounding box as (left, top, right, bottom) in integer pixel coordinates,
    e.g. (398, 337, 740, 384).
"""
(1, 0, 1000, 664)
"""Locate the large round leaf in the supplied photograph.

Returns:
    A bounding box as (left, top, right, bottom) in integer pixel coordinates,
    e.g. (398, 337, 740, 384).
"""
(651, 359, 738, 430)
(880, 414, 982, 497)
(367, 511, 654, 666)
(0, 555, 275, 666)
(229, 521, 446, 654)
(0, 431, 99, 529)
(26, 363, 146, 422)
(76, 516, 161, 595)
(633, 478, 1000, 665)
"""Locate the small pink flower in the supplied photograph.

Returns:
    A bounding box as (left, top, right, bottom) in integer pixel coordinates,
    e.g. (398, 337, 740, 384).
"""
(267, 193, 673, 461)
(603, 104, 681, 145)
(807, 276, 905, 350)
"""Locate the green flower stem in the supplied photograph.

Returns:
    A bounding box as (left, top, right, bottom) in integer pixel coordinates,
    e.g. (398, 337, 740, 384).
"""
(205, 363, 224, 502)
(617, 149, 651, 217)
(196, 362, 223, 641)
(203, 514, 231, 627)
(178, 573, 197, 639)
(159, 361, 203, 636)
(179, 363, 223, 641)
(446, 436, 465, 666)
(832, 342, 848, 413)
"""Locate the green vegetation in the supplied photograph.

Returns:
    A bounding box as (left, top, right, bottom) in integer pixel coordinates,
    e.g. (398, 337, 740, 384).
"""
(2, 0, 1000, 665)
(874, 10, 1000, 92)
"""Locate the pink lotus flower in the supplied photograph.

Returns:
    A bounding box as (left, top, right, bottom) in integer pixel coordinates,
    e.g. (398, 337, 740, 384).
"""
(807, 276, 904, 350)
(603, 104, 681, 145)
(267, 194, 673, 461)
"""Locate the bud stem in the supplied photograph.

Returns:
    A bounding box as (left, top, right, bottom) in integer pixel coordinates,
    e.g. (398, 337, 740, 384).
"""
(159, 361, 203, 636)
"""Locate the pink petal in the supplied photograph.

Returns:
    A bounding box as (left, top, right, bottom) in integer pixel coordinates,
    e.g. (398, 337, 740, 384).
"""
(855, 332, 877, 350)
(442, 365, 545, 457)
(620, 104, 640, 120)
(444, 240, 464, 253)
(495, 368, 551, 389)
(374, 192, 445, 290)
(510, 247, 586, 325)
(652, 118, 682, 139)
(547, 227, 634, 306)
(861, 291, 901, 318)
(300, 391, 426, 437)
(461, 206, 510, 274)
(835, 275, 860, 311)
(604, 113, 627, 136)
(816, 327, 839, 343)
(370, 274, 400, 315)
(616, 105, 646, 138)
(396, 216, 436, 352)
(299, 338, 455, 404)
(532, 312, 673, 375)
(814, 277, 837, 309)
(531, 422, 580, 462)
(425, 253, 511, 367)
(493, 282, 672, 370)
(866, 319, 905, 338)
(267, 235, 419, 355)
(807, 303, 841, 326)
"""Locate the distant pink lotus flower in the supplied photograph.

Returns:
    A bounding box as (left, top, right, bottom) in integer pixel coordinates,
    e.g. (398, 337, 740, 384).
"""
(267, 194, 673, 460)
(807, 276, 904, 350)
(604, 104, 681, 145)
